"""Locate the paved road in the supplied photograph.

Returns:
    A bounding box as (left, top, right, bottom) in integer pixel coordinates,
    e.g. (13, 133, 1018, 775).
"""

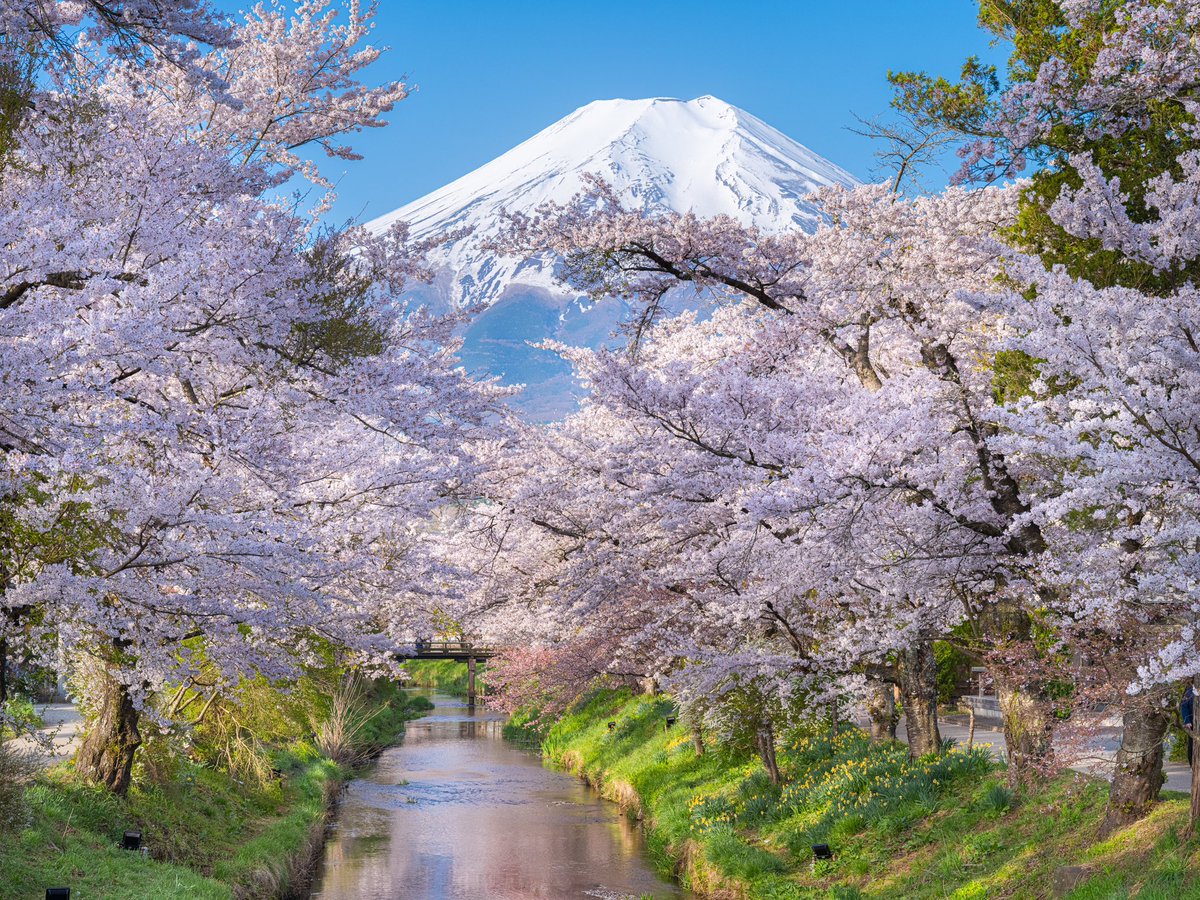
(4, 703, 83, 767)
(891, 716, 1192, 793)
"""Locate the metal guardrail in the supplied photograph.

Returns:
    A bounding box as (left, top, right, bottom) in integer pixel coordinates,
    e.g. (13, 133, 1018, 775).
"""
(964, 695, 1003, 719)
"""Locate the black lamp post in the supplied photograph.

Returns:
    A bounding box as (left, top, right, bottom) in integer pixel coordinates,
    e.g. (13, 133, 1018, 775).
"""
(812, 843, 833, 861)
(121, 829, 142, 851)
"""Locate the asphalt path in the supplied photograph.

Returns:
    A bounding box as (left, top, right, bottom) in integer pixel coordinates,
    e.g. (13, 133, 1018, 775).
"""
(890, 715, 1193, 793)
(5, 703, 84, 767)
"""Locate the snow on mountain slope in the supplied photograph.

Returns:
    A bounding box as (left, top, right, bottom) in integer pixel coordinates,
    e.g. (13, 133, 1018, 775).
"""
(366, 95, 859, 419)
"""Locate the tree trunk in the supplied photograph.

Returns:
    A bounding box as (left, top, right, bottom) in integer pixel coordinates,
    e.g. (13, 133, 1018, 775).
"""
(865, 675, 898, 743)
(1100, 701, 1168, 837)
(0, 597, 13, 706)
(995, 673, 1055, 789)
(979, 598, 1056, 787)
(691, 722, 705, 756)
(899, 640, 941, 758)
(75, 669, 141, 795)
(1188, 677, 1200, 840)
(757, 719, 782, 785)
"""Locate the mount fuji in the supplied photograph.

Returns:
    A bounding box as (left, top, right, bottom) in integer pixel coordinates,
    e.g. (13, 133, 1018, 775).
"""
(366, 95, 859, 419)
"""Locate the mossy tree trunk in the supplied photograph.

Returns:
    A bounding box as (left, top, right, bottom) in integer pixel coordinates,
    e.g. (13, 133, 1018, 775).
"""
(995, 676, 1055, 789)
(865, 675, 899, 744)
(75, 667, 141, 795)
(979, 598, 1056, 788)
(899, 640, 941, 759)
(1101, 699, 1168, 837)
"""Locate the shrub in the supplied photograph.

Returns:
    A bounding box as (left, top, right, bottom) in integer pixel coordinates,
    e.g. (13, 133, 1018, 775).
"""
(1, 695, 43, 739)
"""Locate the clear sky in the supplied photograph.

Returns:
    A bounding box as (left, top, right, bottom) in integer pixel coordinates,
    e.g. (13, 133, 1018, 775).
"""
(271, 1, 1006, 223)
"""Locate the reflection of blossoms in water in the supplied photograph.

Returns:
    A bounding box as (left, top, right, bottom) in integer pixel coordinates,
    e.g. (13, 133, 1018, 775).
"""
(311, 694, 680, 898)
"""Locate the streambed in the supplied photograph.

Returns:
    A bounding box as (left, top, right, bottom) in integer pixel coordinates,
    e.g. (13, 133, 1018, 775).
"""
(310, 691, 687, 899)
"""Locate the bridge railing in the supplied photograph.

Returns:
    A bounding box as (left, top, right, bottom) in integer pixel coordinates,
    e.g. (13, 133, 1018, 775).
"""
(409, 640, 495, 656)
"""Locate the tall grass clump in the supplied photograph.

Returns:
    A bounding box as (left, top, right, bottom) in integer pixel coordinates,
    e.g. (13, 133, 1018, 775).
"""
(312, 674, 379, 765)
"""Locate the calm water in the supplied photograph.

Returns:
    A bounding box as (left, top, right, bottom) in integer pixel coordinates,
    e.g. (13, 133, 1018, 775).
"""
(310, 692, 686, 900)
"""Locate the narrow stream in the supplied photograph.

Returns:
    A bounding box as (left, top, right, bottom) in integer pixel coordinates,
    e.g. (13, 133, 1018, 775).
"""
(310, 691, 687, 899)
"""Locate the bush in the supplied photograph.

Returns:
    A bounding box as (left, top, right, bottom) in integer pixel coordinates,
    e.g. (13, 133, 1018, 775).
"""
(1, 695, 43, 739)
(313, 674, 378, 765)
(934, 640, 973, 705)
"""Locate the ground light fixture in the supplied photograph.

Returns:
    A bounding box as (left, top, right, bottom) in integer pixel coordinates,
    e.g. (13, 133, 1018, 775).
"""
(607, 721, 616, 732)
(812, 843, 833, 860)
(121, 829, 142, 851)
(664, 715, 676, 729)
(46, 889, 70, 899)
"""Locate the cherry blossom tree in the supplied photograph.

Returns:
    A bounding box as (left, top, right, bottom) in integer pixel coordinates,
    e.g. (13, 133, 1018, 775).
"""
(857, 0, 1200, 828)
(945, 0, 1200, 834)
(494, 173, 1091, 781)
(480, 177, 1080, 777)
(0, 1, 232, 69)
(0, 1, 502, 792)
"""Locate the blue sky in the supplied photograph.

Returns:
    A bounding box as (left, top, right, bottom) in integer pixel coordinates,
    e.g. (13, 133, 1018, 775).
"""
(273, 1, 1005, 223)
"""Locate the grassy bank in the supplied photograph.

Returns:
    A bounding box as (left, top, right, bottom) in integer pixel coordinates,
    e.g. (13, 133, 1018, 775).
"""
(0, 683, 431, 899)
(403, 659, 486, 696)
(528, 690, 1200, 899)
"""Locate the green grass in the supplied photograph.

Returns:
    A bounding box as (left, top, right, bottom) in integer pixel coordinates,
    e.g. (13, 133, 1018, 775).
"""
(0, 753, 339, 899)
(539, 690, 1200, 899)
(0, 683, 430, 900)
(502, 706, 548, 752)
(356, 684, 434, 754)
(403, 659, 485, 696)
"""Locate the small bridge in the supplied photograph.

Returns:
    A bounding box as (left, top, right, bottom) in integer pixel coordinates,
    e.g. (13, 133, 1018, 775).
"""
(404, 640, 496, 704)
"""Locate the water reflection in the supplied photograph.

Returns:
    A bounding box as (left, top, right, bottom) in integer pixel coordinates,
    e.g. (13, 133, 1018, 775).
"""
(311, 692, 685, 900)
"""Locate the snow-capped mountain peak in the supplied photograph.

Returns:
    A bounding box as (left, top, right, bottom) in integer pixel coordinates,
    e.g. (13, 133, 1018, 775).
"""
(367, 96, 859, 418)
